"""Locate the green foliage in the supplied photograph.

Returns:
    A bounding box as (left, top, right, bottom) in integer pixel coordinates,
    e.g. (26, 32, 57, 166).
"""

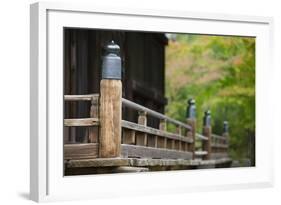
(165, 34, 255, 161)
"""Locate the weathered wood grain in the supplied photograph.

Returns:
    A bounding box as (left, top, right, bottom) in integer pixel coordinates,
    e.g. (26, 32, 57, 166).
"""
(121, 144, 193, 159)
(202, 126, 212, 160)
(122, 98, 192, 130)
(64, 118, 99, 127)
(64, 143, 98, 160)
(196, 133, 208, 141)
(147, 134, 157, 147)
(158, 119, 167, 149)
(66, 157, 129, 168)
(187, 118, 196, 158)
(65, 166, 149, 175)
(174, 140, 180, 150)
(128, 158, 196, 167)
(64, 94, 99, 101)
(166, 139, 174, 150)
(88, 97, 99, 143)
(99, 80, 122, 158)
(122, 129, 136, 144)
(136, 111, 147, 146)
(122, 120, 193, 143)
(65, 157, 232, 168)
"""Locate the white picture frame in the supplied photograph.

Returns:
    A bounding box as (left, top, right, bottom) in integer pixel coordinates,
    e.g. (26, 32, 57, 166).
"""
(30, 2, 274, 202)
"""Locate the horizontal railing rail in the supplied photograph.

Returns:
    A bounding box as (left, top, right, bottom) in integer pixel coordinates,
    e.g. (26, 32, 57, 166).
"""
(196, 133, 208, 141)
(64, 94, 99, 101)
(212, 133, 227, 140)
(64, 118, 99, 127)
(122, 98, 192, 131)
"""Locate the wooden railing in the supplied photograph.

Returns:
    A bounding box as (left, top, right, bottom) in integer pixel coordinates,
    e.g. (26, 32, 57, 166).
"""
(63, 41, 230, 168)
(63, 93, 229, 161)
(64, 94, 99, 159)
(121, 98, 193, 160)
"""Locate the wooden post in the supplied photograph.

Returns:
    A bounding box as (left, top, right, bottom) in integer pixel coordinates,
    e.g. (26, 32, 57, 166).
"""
(136, 111, 148, 146)
(186, 99, 196, 158)
(99, 41, 122, 158)
(88, 96, 99, 143)
(202, 110, 212, 160)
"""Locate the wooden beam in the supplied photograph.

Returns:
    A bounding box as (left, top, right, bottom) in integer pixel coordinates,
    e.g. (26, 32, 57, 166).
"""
(65, 157, 232, 169)
(122, 98, 192, 130)
(121, 144, 193, 160)
(64, 94, 99, 101)
(129, 158, 197, 167)
(64, 143, 98, 160)
(64, 118, 99, 127)
(212, 133, 227, 140)
(66, 158, 129, 168)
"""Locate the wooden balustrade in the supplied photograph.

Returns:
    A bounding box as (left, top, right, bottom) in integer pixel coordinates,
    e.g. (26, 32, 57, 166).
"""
(63, 92, 230, 162)
(63, 41, 231, 168)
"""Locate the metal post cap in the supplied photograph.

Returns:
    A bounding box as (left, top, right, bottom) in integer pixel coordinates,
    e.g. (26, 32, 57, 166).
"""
(188, 99, 195, 105)
(203, 110, 211, 126)
(104, 40, 120, 55)
(205, 110, 211, 116)
(186, 98, 196, 119)
(223, 121, 229, 133)
(102, 40, 122, 80)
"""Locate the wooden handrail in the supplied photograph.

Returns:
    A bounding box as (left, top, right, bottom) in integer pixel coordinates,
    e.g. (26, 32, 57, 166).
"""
(122, 98, 192, 130)
(196, 133, 208, 141)
(212, 133, 228, 140)
(64, 94, 99, 101)
(64, 118, 99, 127)
(211, 144, 228, 148)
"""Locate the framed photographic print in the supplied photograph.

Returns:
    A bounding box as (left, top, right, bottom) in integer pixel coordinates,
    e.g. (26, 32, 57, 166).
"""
(30, 2, 274, 202)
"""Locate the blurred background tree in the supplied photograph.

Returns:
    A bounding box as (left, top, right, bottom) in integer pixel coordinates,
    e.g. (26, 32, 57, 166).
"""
(165, 34, 255, 165)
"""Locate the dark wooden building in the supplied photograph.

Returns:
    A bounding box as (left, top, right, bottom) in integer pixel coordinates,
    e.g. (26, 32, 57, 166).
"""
(64, 28, 168, 143)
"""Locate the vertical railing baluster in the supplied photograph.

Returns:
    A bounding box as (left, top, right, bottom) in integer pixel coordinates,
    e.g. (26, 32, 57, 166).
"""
(88, 96, 99, 143)
(99, 41, 122, 158)
(158, 119, 168, 149)
(136, 111, 148, 146)
(176, 125, 182, 151)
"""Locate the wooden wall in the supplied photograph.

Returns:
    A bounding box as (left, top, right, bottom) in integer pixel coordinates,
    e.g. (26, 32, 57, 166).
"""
(64, 28, 167, 143)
